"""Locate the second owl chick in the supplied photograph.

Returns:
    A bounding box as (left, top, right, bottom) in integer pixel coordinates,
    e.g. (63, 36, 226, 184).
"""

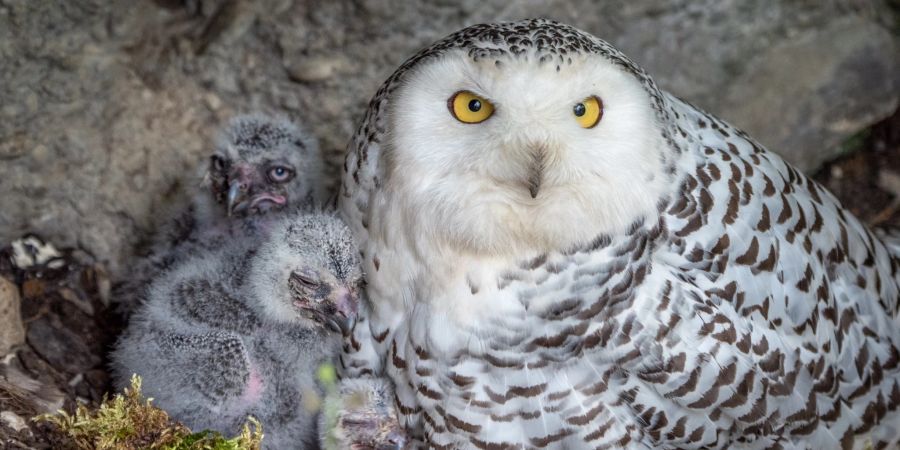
(199, 113, 325, 222)
(320, 377, 408, 450)
(118, 114, 325, 312)
(111, 212, 361, 449)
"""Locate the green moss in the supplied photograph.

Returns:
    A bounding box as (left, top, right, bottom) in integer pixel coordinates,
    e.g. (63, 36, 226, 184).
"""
(317, 363, 340, 450)
(838, 128, 871, 157)
(317, 363, 337, 387)
(36, 375, 263, 450)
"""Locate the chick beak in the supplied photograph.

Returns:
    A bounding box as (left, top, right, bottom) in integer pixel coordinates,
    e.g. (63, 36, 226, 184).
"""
(327, 288, 358, 335)
(329, 314, 356, 336)
(376, 429, 408, 450)
(226, 179, 245, 217)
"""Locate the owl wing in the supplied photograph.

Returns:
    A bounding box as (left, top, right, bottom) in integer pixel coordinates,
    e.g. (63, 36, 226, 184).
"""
(158, 331, 253, 405)
(168, 277, 261, 332)
(338, 92, 398, 381)
(639, 96, 900, 446)
(339, 101, 386, 248)
(112, 326, 254, 417)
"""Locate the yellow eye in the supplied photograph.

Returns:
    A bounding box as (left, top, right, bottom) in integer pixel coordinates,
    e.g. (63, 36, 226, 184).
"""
(448, 91, 494, 124)
(573, 96, 603, 128)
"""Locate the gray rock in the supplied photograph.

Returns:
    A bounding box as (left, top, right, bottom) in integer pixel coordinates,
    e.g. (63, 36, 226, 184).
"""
(0, 411, 28, 433)
(720, 15, 899, 171)
(285, 54, 353, 83)
(0, 0, 897, 275)
(25, 317, 100, 374)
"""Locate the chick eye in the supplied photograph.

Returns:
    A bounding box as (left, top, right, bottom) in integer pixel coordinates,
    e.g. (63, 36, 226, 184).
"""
(268, 165, 294, 183)
(573, 96, 603, 129)
(291, 271, 319, 287)
(448, 91, 494, 124)
(210, 155, 226, 171)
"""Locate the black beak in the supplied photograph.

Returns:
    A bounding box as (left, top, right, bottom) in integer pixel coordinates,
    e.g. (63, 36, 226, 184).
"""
(330, 288, 358, 335)
(526, 145, 546, 199)
(327, 314, 357, 335)
(290, 274, 359, 335)
(528, 179, 541, 199)
(226, 179, 243, 217)
(376, 429, 408, 450)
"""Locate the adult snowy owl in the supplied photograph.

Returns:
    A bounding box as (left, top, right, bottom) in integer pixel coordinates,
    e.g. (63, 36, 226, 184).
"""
(338, 19, 900, 449)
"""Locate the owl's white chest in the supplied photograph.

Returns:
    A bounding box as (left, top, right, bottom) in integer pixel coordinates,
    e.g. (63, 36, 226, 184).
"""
(361, 220, 685, 448)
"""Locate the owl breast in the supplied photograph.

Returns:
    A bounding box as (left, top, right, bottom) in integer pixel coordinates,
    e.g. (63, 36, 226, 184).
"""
(369, 220, 705, 448)
(363, 97, 900, 447)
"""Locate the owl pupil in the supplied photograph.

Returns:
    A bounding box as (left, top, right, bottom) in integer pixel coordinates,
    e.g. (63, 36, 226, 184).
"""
(574, 103, 586, 117)
(468, 99, 482, 112)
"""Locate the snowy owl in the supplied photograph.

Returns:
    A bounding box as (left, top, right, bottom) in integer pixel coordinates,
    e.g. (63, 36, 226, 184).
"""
(338, 18, 900, 449)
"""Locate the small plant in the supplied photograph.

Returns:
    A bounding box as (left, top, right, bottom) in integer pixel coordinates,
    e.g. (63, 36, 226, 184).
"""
(36, 375, 264, 450)
(316, 363, 340, 450)
(838, 128, 872, 156)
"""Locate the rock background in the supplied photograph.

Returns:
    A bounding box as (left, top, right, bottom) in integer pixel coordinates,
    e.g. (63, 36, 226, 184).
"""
(1, 0, 898, 276)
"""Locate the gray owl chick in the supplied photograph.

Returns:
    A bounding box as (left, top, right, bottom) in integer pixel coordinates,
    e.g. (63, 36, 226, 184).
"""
(200, 113, 324, 221)
(319, 377, 407, 450)
(118, 113, 325, 312)
(111, 212, 362, 449)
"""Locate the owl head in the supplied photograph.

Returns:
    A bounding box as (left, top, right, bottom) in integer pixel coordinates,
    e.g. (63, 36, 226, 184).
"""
(322, 378, 407, 450)
(207, 114, 323, 218)
(356, 20, 676, 255)
(248, 213, 363, 334)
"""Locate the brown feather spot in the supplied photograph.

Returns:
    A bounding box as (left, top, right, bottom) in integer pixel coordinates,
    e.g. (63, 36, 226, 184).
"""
(756, 205, 771, 232)
(762, 174, 776, 196)
(390, 340, 407, 369)
(530, 428, 575, 447)
(687, 385, 720, 409)
(711, 234, 730, 255)
(735, 237, 760, 265)
(665, 367, 700, 399)
(445, 414, 481, 434)
(373, 327, 390, 343)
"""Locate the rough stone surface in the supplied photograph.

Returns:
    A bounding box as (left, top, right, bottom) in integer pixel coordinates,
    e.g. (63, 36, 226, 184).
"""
(721, 15, 899, 172)
(0, 0, 898, 275)
(0, 278, 25, 355)
(0, 411, 28, 433)
(26, 318, 100, 375)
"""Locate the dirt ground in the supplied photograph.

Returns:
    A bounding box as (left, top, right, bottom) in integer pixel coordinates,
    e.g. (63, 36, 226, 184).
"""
(0, 108, 898, 448)
(813, 107, 900, 229)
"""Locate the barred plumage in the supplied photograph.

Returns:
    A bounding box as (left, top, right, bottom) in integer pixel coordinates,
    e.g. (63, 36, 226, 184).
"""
(339, 19, 900, 449)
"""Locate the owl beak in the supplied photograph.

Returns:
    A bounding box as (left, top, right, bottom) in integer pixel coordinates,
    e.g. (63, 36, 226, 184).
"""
(225, 164, 256, 216)
(226, 180, 243, 217)
(327, 288, 358, 335)
(329, 313, 356, 336)
(526, 145, 546, 199)
(376, 428, 408, 450)
(528, 176, 541, 199)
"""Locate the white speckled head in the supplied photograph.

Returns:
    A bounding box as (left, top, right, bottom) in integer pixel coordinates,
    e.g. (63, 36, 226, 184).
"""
(343, 19, 678, 256)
